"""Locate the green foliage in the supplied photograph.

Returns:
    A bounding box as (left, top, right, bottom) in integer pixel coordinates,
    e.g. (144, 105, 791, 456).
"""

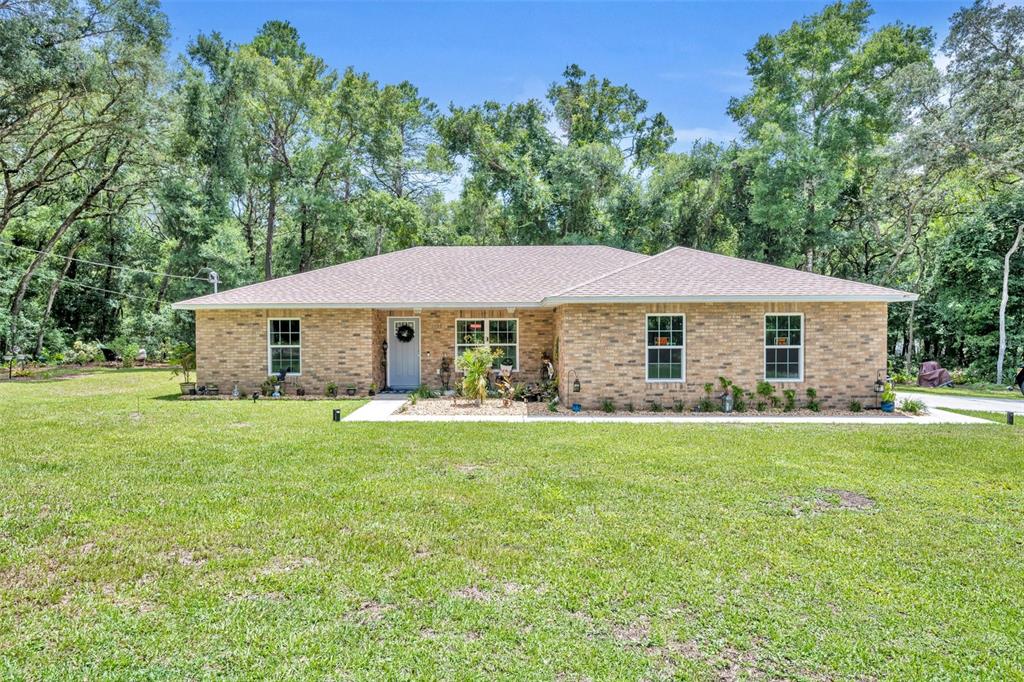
(649, 401, 664, 413)
(672, 400, 685, 413)
(325, 382, 338, 397)
(457, 345, 500, 404)
(1, 0, 1021, 390)
(848, 400, 863, 413)
(66, 341, 101, 366)
(783, 389, 796, 412)
(168, 344, 196, 384)
(899, 397, 927, 415)
(731, 385, 748, 412)
(601, 398, 615, 413)
(410, 384, 438, 401)
(805, 388, 820, 412)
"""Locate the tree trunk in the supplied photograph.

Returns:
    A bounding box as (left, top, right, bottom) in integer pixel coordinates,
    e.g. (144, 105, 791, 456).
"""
(904, 299, 916, 374)
(996, 221, 1023, 384)
(8, 156, 124, 348)
(298, 203, 309, 272)
(153, 272, 171, 313)
(33, 238, 84, 357)
(264, 180, 276, 280)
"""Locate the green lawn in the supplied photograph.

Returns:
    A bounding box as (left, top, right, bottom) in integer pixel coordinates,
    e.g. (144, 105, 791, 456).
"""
(946, 409, 1024, 427)
(898, 383, 1024, 400)
(2, 370, 1023, 680)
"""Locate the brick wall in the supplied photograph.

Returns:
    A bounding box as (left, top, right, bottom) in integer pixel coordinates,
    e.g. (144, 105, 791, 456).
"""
(375, 308, 554, 389)
(195, 309, 374, 395)
(195, 301, 887, 406)
(555, 302, 888, 410)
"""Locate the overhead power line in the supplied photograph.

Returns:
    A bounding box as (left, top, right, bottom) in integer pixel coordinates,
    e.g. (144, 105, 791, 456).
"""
(28, 268, 176, 307)
(0, 239, 211, 283)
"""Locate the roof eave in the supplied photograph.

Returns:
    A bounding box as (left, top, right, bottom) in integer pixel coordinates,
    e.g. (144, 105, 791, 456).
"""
(543, 293, 919, 304)
(171, 300, 548, 311)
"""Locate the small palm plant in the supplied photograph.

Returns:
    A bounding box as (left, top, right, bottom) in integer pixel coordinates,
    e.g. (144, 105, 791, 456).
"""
(457, 345, 501, 405)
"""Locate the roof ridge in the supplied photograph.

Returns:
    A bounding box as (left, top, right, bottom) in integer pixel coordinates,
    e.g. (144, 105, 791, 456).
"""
(551, 246, 679, 297)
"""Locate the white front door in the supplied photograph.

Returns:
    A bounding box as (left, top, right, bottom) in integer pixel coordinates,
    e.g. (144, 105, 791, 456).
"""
(387, 317, 420, 390)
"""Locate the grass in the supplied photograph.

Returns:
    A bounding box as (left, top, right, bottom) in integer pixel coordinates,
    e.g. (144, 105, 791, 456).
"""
(2, 369, 1023, 680)
(898, 383, 1024, 400)
(946, 409, 1024, 427)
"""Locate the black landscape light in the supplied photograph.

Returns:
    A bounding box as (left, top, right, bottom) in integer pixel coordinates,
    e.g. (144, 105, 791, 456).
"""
(568, 368, 581, 393)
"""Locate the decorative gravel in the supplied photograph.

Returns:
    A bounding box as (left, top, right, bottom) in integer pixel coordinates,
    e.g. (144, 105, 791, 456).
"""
(525, 403, 910, 418)
(400, 398, 527, 416)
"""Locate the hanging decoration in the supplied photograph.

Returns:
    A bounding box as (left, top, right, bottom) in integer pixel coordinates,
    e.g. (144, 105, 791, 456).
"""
(396, 324, 416, 343)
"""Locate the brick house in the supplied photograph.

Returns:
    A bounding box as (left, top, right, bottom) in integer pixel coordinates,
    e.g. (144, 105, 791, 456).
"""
(173, 245, 915, 409)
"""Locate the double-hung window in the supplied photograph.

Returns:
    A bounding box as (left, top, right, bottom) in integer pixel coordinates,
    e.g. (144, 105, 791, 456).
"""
(646, 314, 685, 381)
(764, 314, 803, 381)
(268, 319, 301, 376)
(456, 318, 518, 370)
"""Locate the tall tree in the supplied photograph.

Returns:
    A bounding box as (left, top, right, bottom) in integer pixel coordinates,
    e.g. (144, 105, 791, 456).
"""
(728, 0, 932, 271)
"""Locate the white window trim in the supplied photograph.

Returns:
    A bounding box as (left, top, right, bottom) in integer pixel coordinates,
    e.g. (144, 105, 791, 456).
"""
(645, 313, 686, 383)
(763, 312, 804, 383)
(267, 318, 302, 377)
(454, 317, 520, 371)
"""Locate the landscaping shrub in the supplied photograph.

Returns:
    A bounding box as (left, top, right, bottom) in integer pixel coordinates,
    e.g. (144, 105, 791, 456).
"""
(783, 388, 796, 411)
(731, 385, 748, 412)
(805, 388, 820, 412)
(411, 384, 438, 400)
(899, 398, 927, 415)
(601, 398, 615, 413)
(649, 401, 664, 413)
(672, 399, 685, 413)
(65, 340, 102, 365)
(698, 382, 717, 412)
(457, 345, 501, 405)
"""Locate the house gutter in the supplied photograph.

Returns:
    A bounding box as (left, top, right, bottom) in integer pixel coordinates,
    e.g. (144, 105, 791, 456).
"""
(173, 292, 917, 311)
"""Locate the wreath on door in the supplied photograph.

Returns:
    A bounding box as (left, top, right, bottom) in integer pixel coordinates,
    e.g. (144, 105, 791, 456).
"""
(395, 323, 416, 343)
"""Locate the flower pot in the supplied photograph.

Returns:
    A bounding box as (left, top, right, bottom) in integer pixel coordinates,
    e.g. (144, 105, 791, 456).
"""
(500, 363, 513, 378)
(179, 382, 196, 395)
(346, 388, 356, 396)
(368, 389, 376, 396)
(880, 400, 895, 413)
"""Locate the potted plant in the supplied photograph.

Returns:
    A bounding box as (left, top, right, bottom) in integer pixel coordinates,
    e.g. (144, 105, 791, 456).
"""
(168, 343, 196, 395)
(346, 384, 357, 396)
(880, 383, 896, 413)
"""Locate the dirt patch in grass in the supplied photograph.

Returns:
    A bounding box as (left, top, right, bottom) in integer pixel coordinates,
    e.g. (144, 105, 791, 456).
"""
(818, 488, 876, 511)
(781, 489, 877, 517)
(259, 556, 319, 575)
(451, 586, 494, 602)
(351, 600, 392, 623)
(160, 549, 207, 568)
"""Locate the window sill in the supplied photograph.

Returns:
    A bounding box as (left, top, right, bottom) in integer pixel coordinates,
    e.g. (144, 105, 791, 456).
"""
(646, 379, 686, 384)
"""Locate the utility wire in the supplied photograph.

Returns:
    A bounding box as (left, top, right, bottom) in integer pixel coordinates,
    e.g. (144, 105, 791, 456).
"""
(28, 268, 176, 307)
(0, 239, 211, 283)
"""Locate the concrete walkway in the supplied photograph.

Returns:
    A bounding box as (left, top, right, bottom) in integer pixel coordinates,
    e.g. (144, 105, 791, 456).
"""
(897, 390, 1024, 415)
(344, 395, 408, 421)
(346, 400, 990, 425)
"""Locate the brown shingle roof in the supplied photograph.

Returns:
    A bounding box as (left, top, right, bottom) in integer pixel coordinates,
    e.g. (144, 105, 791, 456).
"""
(173, 245, 647, 309)
(552, 247, 915, 302)
(173, 245, 915, 309)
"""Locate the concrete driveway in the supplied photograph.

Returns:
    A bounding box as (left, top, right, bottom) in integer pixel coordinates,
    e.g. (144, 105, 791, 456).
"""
(897, 390, 1024, 414)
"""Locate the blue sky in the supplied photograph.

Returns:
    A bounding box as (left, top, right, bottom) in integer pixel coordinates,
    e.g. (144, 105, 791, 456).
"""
(162, 1, 964, 149)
